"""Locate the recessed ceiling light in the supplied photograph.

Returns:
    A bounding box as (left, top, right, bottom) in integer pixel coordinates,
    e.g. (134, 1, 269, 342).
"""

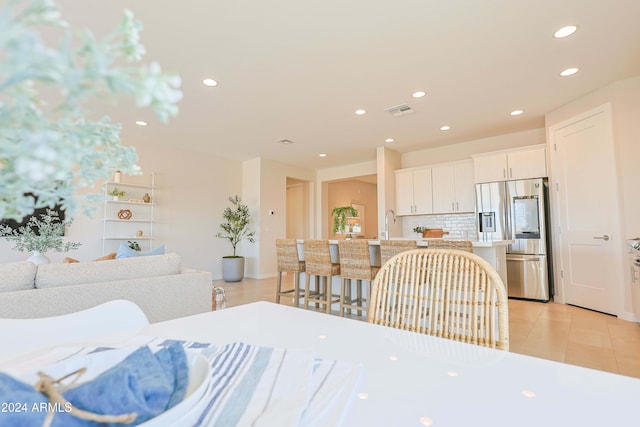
(385, 138, 394, 143)
(560, 67, 579, 77)
(319, 153, 327, 157)
(440, 125, 451, 131)
(135, 121, 148, 126)
(510, 109, 524, 116)
(354, 109, 367, 115)
(554, 25, 577, 38)
(277, 139, 294, 144)
(412, 91, 426, 98)
(202, 78, 218, 87)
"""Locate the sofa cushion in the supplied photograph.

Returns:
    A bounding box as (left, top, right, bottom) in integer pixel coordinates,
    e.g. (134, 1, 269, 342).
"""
(116, 243, 166, 259)
(35, 253, 182, 289)
(0, 262, 36, 292)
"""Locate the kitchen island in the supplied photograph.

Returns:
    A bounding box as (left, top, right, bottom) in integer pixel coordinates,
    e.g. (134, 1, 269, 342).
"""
(295, 238, 513, 286)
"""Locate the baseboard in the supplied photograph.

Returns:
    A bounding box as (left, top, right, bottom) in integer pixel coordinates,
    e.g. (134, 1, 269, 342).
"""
(618, 311, 640, 323)
(245, 272, 277, 280)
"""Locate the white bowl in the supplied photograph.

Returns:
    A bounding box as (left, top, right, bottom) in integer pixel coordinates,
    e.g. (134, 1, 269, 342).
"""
(141, 351, 211, 426)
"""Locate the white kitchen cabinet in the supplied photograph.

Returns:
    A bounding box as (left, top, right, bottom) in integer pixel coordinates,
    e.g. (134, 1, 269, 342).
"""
(431, 160, 475, 213)
(395, 167, 432, 215)
(473, 145, 547, 183)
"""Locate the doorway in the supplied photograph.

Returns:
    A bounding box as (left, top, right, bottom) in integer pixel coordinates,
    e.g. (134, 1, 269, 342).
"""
(326, 175, 378, 239)
(549, 104, 624, 315)
(286, 178, 310, 239)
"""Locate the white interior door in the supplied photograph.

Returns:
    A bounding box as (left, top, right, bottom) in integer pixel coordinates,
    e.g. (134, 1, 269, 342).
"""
(551, 106, 623, 315)
(286, 185, 304, 239)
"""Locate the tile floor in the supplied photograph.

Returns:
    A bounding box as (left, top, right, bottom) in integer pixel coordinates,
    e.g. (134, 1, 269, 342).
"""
(214, 276, 640, 379)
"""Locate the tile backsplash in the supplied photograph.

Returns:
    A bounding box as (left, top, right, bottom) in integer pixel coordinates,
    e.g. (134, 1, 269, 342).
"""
(401, 213, 477, 239)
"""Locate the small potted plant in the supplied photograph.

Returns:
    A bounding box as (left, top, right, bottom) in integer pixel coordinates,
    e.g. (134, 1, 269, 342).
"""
(413, 226, 427, 237)
(0, 209, 81, 264)
(109, 187, 126, 201)
(331, 205, 358, 237)
(216, 195, 255, 282)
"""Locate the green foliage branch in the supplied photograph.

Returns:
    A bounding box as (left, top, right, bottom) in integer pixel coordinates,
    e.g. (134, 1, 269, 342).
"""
(0, 0, 182, 221)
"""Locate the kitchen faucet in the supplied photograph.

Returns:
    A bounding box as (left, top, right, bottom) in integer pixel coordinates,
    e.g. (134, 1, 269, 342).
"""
(384, 209, 396, 240)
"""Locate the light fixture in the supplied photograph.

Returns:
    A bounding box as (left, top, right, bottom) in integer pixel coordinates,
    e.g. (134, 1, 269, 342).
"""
(554, 25, 577, 38)
(135, 120, 148, 126)
(560, 67, 579, 77)
(277, 139, 294, 145)
(510, 109, 524, 116)
(412, 91, 426, 98)
(440, 125, 451, 131)
(385, 138, 394, 143)
(319, 153, 327, 158)
(522, 390, 537, 398)
(354, 109, 367, 115)
(202, 78, 218, 87)
(419, 417, 434, 426)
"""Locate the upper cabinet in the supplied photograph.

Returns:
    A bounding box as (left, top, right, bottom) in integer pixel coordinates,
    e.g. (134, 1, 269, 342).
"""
(395, 167, 433, 215)
(431, 160, 475, 214)
(472, 145, 547, 183)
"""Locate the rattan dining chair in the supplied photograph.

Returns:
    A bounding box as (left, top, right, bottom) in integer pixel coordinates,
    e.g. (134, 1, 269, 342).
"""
(427, 239, 473, 252)
(338, 240, 380, 317)
(275, 239, 306, 307)
(368, 249, 509, 350)
(303, 240, 341, 314)
(379, 239, 418, 265)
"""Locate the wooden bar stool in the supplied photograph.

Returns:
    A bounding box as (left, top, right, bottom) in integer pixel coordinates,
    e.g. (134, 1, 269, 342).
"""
(303, 240, 341, 314)
(379, 240, 418, 265)
(338, 240, 379, 317)
(275, 239, 306, 307)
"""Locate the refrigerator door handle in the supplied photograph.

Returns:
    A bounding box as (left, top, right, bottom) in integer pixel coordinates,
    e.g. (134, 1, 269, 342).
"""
(507, 255, 543, 262)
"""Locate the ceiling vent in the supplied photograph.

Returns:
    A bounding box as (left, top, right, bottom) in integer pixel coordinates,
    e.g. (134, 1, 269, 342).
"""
(385, 104, 414, 117)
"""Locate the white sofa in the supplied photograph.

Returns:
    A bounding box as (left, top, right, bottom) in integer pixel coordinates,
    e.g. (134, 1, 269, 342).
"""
(0, 253, 212, 323)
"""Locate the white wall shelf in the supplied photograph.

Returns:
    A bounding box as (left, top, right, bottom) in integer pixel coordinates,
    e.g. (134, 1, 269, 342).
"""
(102, 172, 156, 254)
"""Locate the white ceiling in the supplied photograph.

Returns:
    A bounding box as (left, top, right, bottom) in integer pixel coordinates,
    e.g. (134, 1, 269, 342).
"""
(55, 0, 640, 170)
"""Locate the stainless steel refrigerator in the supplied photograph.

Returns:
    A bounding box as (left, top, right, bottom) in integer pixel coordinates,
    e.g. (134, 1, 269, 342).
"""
(475, 178, 552, 301)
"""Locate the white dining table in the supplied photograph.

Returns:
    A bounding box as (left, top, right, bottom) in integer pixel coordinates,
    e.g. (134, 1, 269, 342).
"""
(139, 301, 640, 427)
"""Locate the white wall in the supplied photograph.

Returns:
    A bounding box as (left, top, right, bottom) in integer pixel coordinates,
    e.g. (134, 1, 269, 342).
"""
(400, 128, 546, 169)
(245, 157, 316, 279)
(0, 141, 243, 279)
(545, 76, 640, 318)
(376, 147, 402, 239)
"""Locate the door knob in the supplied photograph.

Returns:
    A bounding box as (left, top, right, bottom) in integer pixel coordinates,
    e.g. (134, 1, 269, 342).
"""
(593, 235, 610, 241)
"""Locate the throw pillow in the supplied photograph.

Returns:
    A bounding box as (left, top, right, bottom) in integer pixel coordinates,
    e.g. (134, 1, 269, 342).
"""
(94, 252, 117, 261)
(116, 242, 165, 259)
(63, 257, 80, 263)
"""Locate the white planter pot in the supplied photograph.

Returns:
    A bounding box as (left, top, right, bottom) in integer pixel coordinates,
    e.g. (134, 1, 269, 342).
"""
(222, 256, 245, 282)
(27, 252, 50, 265)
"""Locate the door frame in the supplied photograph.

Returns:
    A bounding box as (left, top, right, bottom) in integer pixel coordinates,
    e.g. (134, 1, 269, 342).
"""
(547, 103, 626, 317)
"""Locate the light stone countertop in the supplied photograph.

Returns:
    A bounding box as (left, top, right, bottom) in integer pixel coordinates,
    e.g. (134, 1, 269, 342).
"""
(297, 238, 514, 248)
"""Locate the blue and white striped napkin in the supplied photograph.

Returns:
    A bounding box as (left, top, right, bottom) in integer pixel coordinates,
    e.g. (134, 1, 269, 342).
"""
(1, 337, 364, 427)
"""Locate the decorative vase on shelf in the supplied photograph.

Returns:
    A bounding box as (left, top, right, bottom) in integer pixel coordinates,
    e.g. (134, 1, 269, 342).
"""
(27, 252, 50, 265)
(143, 193, 151, 203)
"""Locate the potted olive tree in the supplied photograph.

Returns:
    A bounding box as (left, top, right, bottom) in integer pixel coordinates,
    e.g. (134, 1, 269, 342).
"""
(216, 195, 255, 282)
